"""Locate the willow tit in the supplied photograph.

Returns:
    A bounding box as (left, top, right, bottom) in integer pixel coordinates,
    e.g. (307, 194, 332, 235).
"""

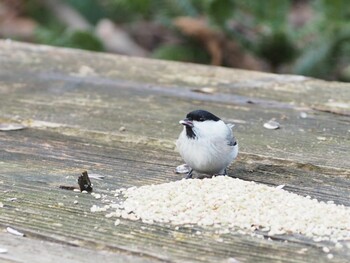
(176, 110, 238, 179)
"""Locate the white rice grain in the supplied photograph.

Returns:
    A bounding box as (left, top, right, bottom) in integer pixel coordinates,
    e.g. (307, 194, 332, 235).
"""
(92, 177, 350, 242)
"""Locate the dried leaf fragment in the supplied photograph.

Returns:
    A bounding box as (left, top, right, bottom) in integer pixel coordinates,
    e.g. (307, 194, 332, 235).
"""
(60, 171, 95, 192)
(78, 171, 93, 192)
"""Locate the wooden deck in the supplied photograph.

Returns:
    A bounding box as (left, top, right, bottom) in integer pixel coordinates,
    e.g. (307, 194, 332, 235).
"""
(0, 40, 349, 262)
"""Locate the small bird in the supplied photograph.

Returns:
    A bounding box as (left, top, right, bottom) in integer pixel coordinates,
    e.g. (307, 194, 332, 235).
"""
(176, 110, 238, 179)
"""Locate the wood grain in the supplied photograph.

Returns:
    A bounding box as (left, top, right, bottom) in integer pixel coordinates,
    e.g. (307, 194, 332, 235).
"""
(0, 41, 349, 262)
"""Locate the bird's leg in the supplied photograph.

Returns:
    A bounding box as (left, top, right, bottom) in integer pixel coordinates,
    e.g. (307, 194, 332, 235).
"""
(185, 169, 193, 179)
(214, 168, 228, 177)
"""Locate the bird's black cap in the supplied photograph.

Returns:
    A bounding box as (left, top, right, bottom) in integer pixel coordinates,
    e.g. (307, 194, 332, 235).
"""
(186, 110, 220, 122)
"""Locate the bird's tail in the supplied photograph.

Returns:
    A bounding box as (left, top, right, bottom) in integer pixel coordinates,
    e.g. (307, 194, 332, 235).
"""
(227, 123, 235, 129)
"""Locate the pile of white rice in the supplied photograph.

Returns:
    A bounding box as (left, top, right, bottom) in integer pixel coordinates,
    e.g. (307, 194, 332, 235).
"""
(91, 176, 350, 243)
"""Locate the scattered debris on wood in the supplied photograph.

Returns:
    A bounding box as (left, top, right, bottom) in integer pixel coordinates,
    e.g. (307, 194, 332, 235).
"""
(78, 171, 93, 193)
(0, 248, 8, 254)
(299, 112, 308, 118)
(91, 193, 101, 199)
(0, 123, 26, 131)
(114, 219, 121, 226)
(263, 120, 280, 130)
(175, 164, 191, 174)
(6, 227, 25, 237)
(59, 185, 78, 191)
(59, 171, 93, 192)
(191, 87, 217, 94)
(6, 197, 17, 202)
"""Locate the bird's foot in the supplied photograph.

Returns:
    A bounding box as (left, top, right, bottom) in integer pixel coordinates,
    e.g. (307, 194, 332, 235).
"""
(185, 169, 194, 179)
(214, 168, 228, 177)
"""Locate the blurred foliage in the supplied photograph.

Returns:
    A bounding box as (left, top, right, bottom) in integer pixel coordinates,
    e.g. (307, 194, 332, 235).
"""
(24, 0, 55, 25)
(13, 0, 350, 81)
(257, 31, 298, 70)
(206, 0, 235, 26)
(293, 0, 350, 79)
(36, 27, 103, 51)
(152, 42, 210, 63)
(66, 0, 107, 24)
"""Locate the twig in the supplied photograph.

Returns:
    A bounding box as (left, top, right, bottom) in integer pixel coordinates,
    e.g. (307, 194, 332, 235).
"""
(95, 19, 149, 57)
(40, 0, 91, 30)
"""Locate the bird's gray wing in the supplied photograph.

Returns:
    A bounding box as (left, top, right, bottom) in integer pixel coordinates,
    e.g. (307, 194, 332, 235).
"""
(228, 135, 237, 146)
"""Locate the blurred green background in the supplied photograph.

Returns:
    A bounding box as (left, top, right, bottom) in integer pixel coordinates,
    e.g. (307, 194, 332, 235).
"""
(1, 0, 350, 81)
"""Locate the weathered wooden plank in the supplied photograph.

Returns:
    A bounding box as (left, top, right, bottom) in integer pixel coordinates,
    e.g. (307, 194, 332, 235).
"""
(0, 71, 349, 171)
(0, 232, 158, 263)
(1, 122, 349, 262)
(0, 40, 349, 262)
(0, 41, 349, 172)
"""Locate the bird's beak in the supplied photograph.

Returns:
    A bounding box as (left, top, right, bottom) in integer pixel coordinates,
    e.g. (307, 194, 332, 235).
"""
(179, 118, 193, 128)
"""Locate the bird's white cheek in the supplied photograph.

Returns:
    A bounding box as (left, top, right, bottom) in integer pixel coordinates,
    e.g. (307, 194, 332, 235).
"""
(194, 120, 228, 138)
